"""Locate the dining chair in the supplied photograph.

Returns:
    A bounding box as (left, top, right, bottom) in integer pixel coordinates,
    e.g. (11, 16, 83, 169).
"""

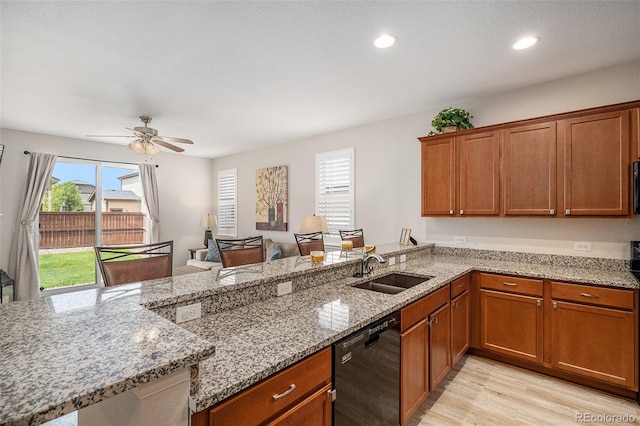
(216, 236, 264, 268)
(339, 229, 365, 248)
(294, 231, 325, 256)
(94, 240, 173, 286)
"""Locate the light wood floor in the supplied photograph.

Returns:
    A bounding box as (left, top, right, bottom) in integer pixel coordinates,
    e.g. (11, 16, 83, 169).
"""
(408, 355, 640, 426)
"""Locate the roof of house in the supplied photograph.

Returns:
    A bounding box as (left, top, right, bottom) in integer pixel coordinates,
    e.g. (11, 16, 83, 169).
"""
(87, 189, 141, 202)
(118, 171, 139, 180)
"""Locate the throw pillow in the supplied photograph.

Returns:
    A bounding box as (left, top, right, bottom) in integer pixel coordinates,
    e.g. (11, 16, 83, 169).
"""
(268, 244, 282, 261)
(204, 239, 221, 262)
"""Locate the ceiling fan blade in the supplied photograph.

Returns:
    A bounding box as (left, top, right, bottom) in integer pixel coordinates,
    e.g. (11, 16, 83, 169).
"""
(159, 136, 193, 144)
(153, 139, 185, 152)
(86, 134, 135, 138)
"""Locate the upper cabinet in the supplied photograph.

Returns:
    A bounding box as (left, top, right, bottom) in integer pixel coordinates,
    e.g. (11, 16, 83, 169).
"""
(419, 100, 640, 218)
(503, 122, 557, 216)
(561, 110, 629, 216)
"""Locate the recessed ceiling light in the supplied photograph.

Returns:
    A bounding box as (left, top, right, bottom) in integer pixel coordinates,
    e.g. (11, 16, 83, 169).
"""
(374, 34, 396, 49)
(512, 36, 539, 50)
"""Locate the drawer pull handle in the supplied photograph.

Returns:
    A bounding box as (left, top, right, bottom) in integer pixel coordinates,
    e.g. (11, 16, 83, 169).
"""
(503, 282, 518, 287)
(580, 292, 599, 298)
(458, 283, 465, 287)
(273, 384, 297, 400)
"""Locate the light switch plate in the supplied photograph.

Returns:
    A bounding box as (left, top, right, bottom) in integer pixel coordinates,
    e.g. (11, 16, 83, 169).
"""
(277, 281, 292, 296)
(400, 254, 407, 263)
(176, 303, 202, 324)
(388, 257, 396, 266)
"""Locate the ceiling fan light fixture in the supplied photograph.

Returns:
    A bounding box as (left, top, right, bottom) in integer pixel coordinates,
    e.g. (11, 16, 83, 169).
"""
(129, 140, 160, 155)
(374, 34, 396, 49)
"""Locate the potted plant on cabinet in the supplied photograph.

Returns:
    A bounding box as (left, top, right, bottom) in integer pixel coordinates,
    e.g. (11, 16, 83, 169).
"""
(429, 107, 474, 135)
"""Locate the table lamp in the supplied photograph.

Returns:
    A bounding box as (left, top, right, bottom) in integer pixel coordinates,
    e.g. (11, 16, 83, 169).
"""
(299, 215, 329, 233)
(199, 214, 218, 247)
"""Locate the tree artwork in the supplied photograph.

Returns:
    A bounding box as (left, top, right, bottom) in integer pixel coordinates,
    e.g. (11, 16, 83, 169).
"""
(256, 166, 288, 231)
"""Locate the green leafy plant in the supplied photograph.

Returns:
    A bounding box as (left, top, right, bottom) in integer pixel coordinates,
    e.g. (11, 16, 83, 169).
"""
(429, 107, 474, 135)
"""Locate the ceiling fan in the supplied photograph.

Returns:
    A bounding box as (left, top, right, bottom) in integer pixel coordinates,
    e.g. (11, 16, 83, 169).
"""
(87, 116, 193, 154)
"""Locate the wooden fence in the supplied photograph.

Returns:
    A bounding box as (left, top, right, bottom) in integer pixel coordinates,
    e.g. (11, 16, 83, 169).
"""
(39, 212, 146, 249)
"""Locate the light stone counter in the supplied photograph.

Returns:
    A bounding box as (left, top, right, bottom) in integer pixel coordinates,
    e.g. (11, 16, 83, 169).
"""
(1, 242, 637, 424)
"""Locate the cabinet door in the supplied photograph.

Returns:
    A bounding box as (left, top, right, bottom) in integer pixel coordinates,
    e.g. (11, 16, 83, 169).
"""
(503, 122, 557, 215)
(480, 289, 543, 364)
(451, 291, 470, 365)
(422, 138, 455, 216)
(458, 131, 500, 215)
(400, 319, 428, 424)
(266, 384, 332, 426)
(551, 301, 636, 390)
(563, 110, 630, 216)
(429, 302, 451, 390)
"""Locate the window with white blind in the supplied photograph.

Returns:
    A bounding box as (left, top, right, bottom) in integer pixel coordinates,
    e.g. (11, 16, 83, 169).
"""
(217, 168, 237, 236)
(316, 148, 354, 234)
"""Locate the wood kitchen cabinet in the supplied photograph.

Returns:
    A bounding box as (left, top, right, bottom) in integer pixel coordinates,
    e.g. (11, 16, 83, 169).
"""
(458, 131, 500, 216)
(561, 110, 630, 216)
(450, 275, 470, 365)
(503, 122, 557, 216)
(400, 285, 449, 424)
(550, 281, 638, 390)
(192, 348, 332, 426)
(422, 138, 455, 216)
(480, 273, 544, 364)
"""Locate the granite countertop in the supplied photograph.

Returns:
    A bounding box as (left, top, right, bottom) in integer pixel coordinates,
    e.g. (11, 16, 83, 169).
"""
(1, 243, 638, 425)
(0, 285, 216, 426)
(182, 253, 639, 412)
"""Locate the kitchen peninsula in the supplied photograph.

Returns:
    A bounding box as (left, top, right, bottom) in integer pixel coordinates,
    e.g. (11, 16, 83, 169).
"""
(0, 242, 637, 425)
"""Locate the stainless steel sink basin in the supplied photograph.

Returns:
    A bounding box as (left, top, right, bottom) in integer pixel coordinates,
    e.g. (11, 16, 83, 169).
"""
(353, 272, 433, 294)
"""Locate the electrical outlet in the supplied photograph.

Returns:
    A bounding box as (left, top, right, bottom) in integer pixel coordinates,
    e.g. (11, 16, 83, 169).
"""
(574, 242, 592, 252)
(454, 236, 467, 244)
(388, 257, 396, 266)
(400, 254, 407, 263)
(277, 281, 292, 296)
(176, 303, 201, 324)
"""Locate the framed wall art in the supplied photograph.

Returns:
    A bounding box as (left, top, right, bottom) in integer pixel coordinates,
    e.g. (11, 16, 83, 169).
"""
(256, 165, 288, 231)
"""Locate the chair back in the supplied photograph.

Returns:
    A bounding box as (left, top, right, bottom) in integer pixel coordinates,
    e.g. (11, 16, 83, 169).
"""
(94, 241, 173, 286)
(339, 229, 365, 248)
(294, 231, 325, 256)
(216, 236, 264, 268)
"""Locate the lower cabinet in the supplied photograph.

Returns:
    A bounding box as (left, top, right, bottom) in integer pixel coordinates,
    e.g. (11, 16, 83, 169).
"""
(192, 348, 332, 426)
(479, 273, 544, 364)
(451, 290, 470, 365)
(550, 281, 637, 390)
(399, 285, 451, 424)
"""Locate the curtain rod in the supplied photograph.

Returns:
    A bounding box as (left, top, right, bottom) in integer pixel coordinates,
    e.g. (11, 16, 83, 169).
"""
(23, 151, 158, 167)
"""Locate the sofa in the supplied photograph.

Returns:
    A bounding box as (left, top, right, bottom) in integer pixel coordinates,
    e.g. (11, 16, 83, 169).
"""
(186, 237, 300, 270)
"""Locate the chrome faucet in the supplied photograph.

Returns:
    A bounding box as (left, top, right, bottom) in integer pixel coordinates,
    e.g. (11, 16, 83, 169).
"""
(355, 253, 386, 277)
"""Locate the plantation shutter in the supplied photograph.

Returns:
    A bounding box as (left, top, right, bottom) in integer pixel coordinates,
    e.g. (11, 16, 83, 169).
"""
(218, 168, 237, 236)
(316, 148, 354, 233)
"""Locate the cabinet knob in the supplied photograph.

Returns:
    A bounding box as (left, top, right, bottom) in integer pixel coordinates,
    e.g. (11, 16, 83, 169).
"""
(550, 209, 555, 215)
(565, 209, 571, 215)
(450, 209, 454, 215)
(552, 301, 558, 309)
(460, 210, 464, 215)
(536, 299, 541, 307)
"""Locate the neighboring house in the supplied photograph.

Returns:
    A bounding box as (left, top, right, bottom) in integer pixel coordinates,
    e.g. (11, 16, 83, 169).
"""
(69, 180, 96, 212)
(88, 189, 141, 212)
(118, 171, 143, 199)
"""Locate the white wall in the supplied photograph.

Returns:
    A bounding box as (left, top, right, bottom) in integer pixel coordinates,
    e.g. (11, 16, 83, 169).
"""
(212, 61, 640, 260)
(0, 129, 214, 270)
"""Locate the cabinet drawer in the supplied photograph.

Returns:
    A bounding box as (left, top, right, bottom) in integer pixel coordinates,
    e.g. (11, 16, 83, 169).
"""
(450, 274, 470, 298)
(480, 273, 542, 297)
(210, 348, 331, 425)
(551, 281, 635, 310)
(401, 286, 449, 332)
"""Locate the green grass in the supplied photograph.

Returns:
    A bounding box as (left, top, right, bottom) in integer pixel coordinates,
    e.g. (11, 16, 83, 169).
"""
(39, 250, 96, 288)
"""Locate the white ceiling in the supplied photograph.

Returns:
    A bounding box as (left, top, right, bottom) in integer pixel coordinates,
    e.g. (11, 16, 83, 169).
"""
(2, 1, 640, 159)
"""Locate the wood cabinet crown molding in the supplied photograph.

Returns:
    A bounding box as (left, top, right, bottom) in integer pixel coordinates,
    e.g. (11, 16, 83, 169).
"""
(418, 99, 640, 143)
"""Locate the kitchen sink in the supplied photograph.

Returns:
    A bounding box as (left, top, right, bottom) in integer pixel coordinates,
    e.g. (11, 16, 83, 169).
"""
(353, 272, 434, 294)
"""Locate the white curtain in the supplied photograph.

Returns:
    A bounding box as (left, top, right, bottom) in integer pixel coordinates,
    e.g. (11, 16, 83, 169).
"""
(139, 163, 160, 243)
(9, 152, 57, 301)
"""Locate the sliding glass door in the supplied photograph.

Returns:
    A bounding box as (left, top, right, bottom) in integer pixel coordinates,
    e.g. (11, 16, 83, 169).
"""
(38, 159, 145, 292)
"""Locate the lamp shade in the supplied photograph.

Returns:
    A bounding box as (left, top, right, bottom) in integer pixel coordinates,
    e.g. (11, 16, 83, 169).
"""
(199, 214, 218, 229)
(299, 215, 329, 233)
(129, 140, 160, 155)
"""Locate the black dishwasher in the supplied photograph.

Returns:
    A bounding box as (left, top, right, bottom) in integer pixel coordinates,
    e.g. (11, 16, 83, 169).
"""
(333, 311, 401, 425)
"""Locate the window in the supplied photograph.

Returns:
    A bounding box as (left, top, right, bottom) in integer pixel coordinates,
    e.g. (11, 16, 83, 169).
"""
(316, 148, 354, 234)
(218, 168, 237, 236)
